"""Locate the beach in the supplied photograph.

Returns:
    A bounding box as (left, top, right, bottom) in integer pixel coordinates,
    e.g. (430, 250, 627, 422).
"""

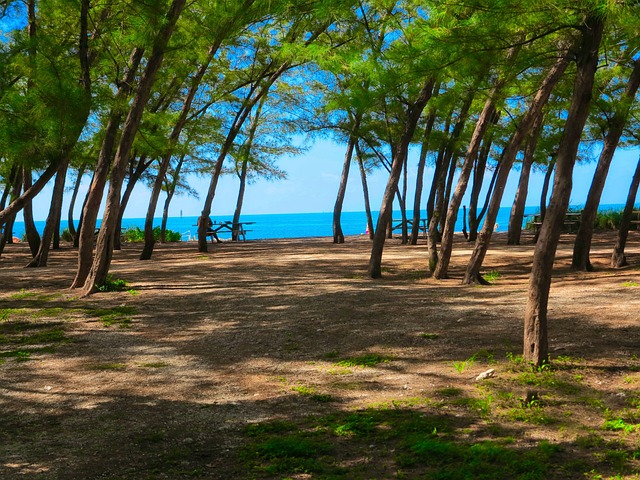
(1, 232, 640, 478)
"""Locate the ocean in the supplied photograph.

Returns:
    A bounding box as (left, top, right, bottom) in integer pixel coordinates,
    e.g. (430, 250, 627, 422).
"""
(8, 204, 629, 241)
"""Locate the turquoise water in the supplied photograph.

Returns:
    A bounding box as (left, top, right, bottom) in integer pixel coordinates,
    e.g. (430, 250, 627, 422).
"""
(9, 204, 629, 241)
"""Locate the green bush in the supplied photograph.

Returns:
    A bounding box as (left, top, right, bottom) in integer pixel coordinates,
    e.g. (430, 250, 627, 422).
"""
(60, 228, 74, 242)
(121, 226, 182, 243)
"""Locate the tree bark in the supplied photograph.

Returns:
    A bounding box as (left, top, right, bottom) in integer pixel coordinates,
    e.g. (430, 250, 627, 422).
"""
(333, 117, 360, 244)
(71, 47, 144, 288)
(434, 95, 498, 279)
(26, 160, 68, 267)
(355, 143, 375, 240)
(612, 154, 640, 267)
(67, 165, 85, 240)
(116, 154, 151, 250)
(410, 109, 437, 244)
(368, 79, 435, 278)
(572, 58, 640, 271)
(80, 0, 186, 295)
(523, 14, 604, 366)
(160, 154, 186, 242)
(507, 113, 545, 245)
(22, 167, 41, 256)
(463, 51, 571, 284)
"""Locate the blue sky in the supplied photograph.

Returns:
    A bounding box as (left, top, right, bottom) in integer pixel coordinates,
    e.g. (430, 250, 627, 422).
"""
(26, 138, 640, 222)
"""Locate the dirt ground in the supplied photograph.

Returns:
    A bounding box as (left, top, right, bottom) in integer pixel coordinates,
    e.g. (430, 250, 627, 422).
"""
(1, 231, 640, 479)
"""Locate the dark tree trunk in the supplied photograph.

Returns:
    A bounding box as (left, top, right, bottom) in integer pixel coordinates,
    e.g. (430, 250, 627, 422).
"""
(523, 14, 604, 366)
(71, 47, 144, 288)
(572, 58, 640, 271)
(507, 113, 545, 245)
(434, 96, 498, 279)
(67, 165, 85, 240)
(198, 62, 290, 253)
(22, 168, 40, 256)
(116, 154, 151, 250)
(468, 140, 491, 242)
(333, 116, 360, 244)
(355, 143, 375, 240)
(612, 154, 640, 267)
(26, 160, 68, 267)
(368, 79, 435, 278)
(81, 0, 186, 296)
(160, 154, 185, 242)
(463, 51, 571, 284)
(410, 109, 437, 244)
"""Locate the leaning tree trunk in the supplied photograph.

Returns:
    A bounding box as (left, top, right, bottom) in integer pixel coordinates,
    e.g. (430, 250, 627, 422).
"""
(368, 79, 435, 278)
(116, 154, 150, 250)
(612, 153, 640, 267)
(507, 113, 545, 245)
(71, 47, 143, 289)
(22, 168, 41, 256)
(355, 143, 375, 240)
(463, 50, 571, 284)
(67, 165, 85, 240)
(160, 154, 185, 242)
(434, 96, 498, 279)
(26, 159, 68, 267)
(410, 111, 437, 244)
(468, 135, 493, 242)
(80, 0, 186, 296)
(572, 57, 640, 271)
(523, 14, 604, 366)
(333, 114, 360, 243)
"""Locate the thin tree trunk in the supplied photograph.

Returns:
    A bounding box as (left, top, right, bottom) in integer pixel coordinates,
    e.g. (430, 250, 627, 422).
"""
(160, 154, 186, 242)
(410, 109, 437, 244)
(535, 158, 556, 242)
(26, 160, 68, 267)
(67, 165, 85, 240)
(368, 79, 435, 278)
(81, 0, 186, 295)
(507, 113, 545, 245)
(71, 47, 144, 288)
(333, 116, 360, 244)
(434, 95, 497, 279)
(463, 50, 571, 284)
(355, 143, 375, 240)
(572, 58, 640, 271)
(523, 14, 604, 366)
(22, 167, 40, 256)
(612, 153, 640, 267)
(116, 154, 150, 250)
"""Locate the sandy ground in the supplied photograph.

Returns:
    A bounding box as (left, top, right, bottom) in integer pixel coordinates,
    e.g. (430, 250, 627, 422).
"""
(1, 231, 639, 479)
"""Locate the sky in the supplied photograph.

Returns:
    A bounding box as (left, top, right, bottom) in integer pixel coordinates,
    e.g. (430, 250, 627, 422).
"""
(26, 138, 640, 222)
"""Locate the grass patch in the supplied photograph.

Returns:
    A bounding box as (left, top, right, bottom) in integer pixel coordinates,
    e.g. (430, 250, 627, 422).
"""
(86, 305, 136, 328)
(420, 332, 439, 340)
(96, 275, 130, 292)
(622, 281, 639, 287)
(482, 270, 502, 283)
(138, 362, 169, 368)
(334, 353, 392, 368)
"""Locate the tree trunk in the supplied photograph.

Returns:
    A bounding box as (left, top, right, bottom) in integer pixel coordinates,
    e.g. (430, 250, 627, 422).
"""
(71, 47, 144, 288)
(507, 113, 545, 245)
(22, 167, 41, 256)
(198, 62, 290, 253)
(333, 117, 360, 244)
(463, 50, 571, 284)
(368, 79, 435, 278)
(410, 110, 437, 244)
(81, 0, 186, 295)
(26, 159, 68, 267)
(355, 143, 375, 240)
(572, 58, 640, 271)
(523, 14, 604, 366)
(141, 43, 220, 259)
(67, 165, 85, 240)
(160, 154, 186, 242)
(434, 96, 497, 279)
(612, 153, 640, 267)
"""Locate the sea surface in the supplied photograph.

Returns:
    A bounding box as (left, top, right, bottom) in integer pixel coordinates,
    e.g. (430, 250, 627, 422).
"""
(9, 204, 630, 241)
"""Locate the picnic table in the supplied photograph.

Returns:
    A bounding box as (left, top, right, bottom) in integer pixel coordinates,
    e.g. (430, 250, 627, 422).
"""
(631, 211, 640, 229)
(203, 221, 255, 242)
(525, 211, 581, 234)
(392, 218, 428, 238)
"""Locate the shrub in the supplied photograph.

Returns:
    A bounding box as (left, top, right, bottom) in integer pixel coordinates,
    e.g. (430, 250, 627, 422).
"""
(60, 228, 74, 242)
(121, 226, 182, 243)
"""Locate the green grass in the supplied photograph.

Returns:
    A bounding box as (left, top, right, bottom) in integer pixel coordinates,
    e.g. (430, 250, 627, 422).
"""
(334, 353, 392, 368)
(420, 332, 440, 340)
(483, 270, 502, 283)
(622, 281, 639, 287)
(86, 305, 136, 328)
(96, 275, 130, 292)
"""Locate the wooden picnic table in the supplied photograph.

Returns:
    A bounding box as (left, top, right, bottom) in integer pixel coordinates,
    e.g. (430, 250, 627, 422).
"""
(205, 221, 255, 242)
(392, 218, 428, 237)
(525, 211, 581, 234)
(630, 211, 640, 229)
